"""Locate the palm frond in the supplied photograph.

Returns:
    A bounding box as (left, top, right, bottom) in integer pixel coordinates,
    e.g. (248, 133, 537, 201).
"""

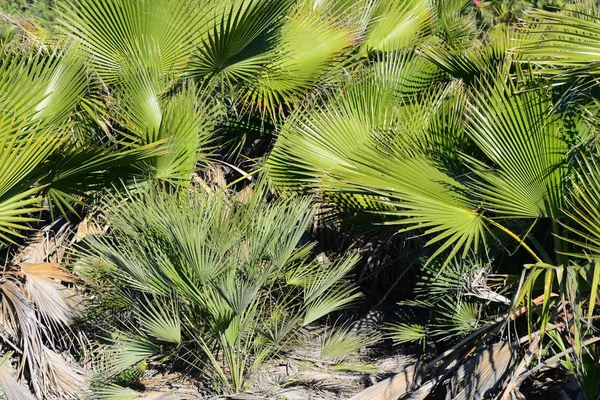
(0, 47, 87, 126)
(431, 300, 481, 341)
(561, 156, 600, 256)
(0, 114, 61, 242)
(188, 0, 293, 87)
(450, 343, 514, 400)
(0, 279, 44, 397)
(431, 0, 476, 48)
(96, 331, 158, 377)
(19, 262, 82, 330)
(267, 65, 488, 264)
(387, 312, 427, 346)
(60, 0, 205, 83)
(40, 141, 164, 217)
(137, 294, 181, 344)
(465, 77, 570, 219)
(91, 382, 139, 400)
(420, 26, 511, 83)
(515, 9, 600, 78)
(320, 324, 379, 359)
(244, 5, 354, 115)
(0, 353, 35, 400)
(41, 347, 90, 399)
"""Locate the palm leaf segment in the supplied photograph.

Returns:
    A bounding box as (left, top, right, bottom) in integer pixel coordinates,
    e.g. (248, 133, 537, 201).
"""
(0, 116, 60, 243)
(60, 0, 205, 84)
(360, 0, 433, 53)
(514, 9, 600, 78)
(465, 78, 570, 219)
(561, 156, 600, 257)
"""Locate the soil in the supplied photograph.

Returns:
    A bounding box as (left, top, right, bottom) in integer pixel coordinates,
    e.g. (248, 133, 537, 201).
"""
(140, 348, 416, 399)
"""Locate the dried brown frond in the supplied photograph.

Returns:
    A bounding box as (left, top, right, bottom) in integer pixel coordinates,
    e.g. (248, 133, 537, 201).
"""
(451, 342, 514, 400)
(19, 262, 84, 331)
(16, 223, 71, 265)
(0, 353, 36, 400)
(74, 217, 106, 242)
(0, 279, 44, 396)
(41, 347, 90, 399)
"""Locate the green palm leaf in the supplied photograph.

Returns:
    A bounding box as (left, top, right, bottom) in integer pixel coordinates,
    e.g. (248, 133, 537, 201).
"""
(465, 77, 570, 218)
(137, 295, 181, 344)
(0, 47, 86, 126)
(0, 114, 62, 243)
(515, 9, 600, 78)
(96, 331, 157, 378)
(107, 63, 216, 184)
(188, 0, 293, 87)
(40, 141, 164, 217)
(561, 156, 600, 257)
(326, 155, 488, 263)
(420, 26, 512, 83)
(60, 0, 205, 84)
(244, 4, 354, 114)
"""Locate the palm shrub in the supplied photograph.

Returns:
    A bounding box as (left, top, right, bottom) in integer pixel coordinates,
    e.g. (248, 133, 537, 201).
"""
(5, 0, 600, 398)
(267, 2, 600, 399)
(76, 182, 363, 395)
(0, 1, 374, 395)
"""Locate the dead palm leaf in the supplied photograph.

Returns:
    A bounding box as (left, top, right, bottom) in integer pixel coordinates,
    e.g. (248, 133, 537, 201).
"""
(0, 353, 35, 400)
(19, 262, 84, 328)
(348, 363, 426, 400)
(450, 342, 514, 400)
(41, 347, 90, 399)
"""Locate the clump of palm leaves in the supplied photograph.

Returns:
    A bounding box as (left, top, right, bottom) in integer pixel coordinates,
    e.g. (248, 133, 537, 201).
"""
(4, 0, 600, 398)
(266, 1, 600, 399)
(76, 182, 367, 396)
(0, 27, 164, 399)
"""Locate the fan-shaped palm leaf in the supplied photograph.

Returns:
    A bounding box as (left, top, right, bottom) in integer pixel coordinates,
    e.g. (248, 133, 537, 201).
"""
(514, 9, 600, 78)
(188, 0, 293, 87)
(137, 295, 181, 344)
(40, 141, 164, 217)
(465, 77, 570, 219)
(0, 115, 61, 242)
(96, 331, 158, 378)
(0, 46, 88, 125)
(561, 156, 600, 256)
(244, 4, 354, 114)
(60, 0, 205, 84)
(420, 26, 512, 83)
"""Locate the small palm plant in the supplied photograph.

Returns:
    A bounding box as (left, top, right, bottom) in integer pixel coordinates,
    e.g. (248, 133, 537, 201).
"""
(77, 182, 363, 395)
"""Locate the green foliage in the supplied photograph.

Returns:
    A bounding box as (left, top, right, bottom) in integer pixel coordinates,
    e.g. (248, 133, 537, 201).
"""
(388, 259, 504, 345)
(78, 183, 361, 394)
(3, 0, 600, 398)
